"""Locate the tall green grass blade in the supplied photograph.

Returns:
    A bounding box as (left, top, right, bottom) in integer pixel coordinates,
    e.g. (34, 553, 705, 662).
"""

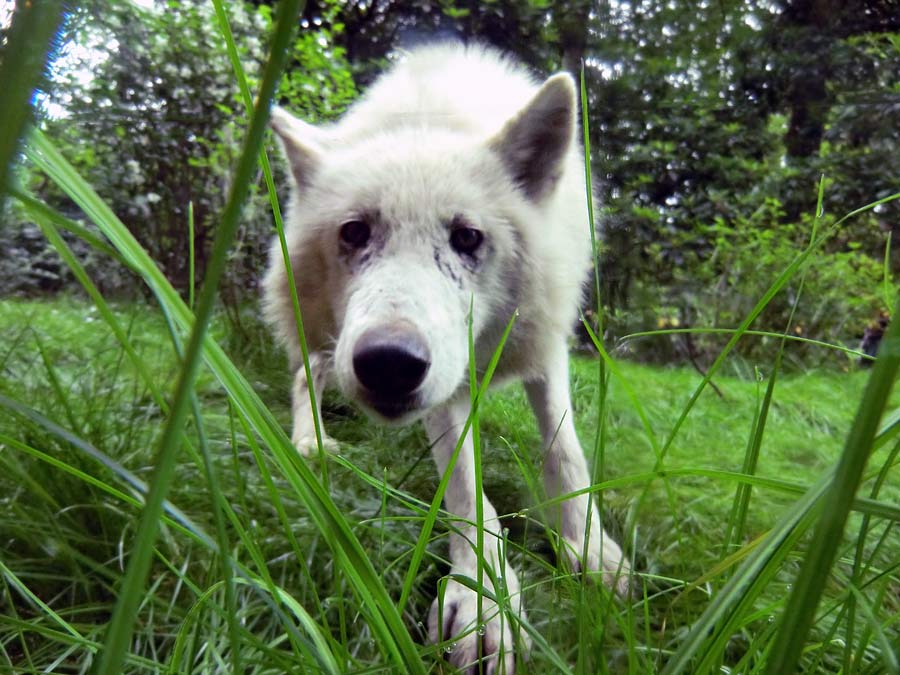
(620, 327, 873, 361)
(11, 188, 124, 262)
(189, 395, 241, 675)
(852, 543, 900, 671)
(723, 367, 771, 550)
(33, 332, 80, 434)
(0, 617, 161, 671)
(23, 95, 425, 675)
(579, 76, 642, 665)
(211, 0, 256, 111)
(660, 468, 831, 674)
(0, 401, 209, 547)
(167, 578, 340, 675)
(725, 195, 814, 554)
(188, 200, 195, 309)
(398, 309, 517, 615)
(0, 411, 340, 669)
(0, 0, 64, 206)
(233, 410, 327, 615)
(846, 435, 900, 670)
(883, 231, 893, 315)
(766, 292, 900, 674)
(518, 466, 900, 523)
(80, 4, 302, 672)
(466, 299, 488, 662)
(25, 202, 168, 410)
(715, 232, 811, 671)
(155, 290, 241, 674)
(581, 321, 662, 460)
(582, 318, 676, 556)
(847, 584, 900, 675)
(211, 0, 331, 468)
(580, 63, 602, 330)
(23, 198, 249, 667)
(580, 66, 629, 674)
(0, 560, 81, 641)
(873, 407, 900, 451)
(656, 189, 900, 464)
(0, 434, 60, 510)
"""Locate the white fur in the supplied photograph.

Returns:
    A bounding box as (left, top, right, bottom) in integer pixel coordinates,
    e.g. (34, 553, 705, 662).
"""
(263, 43, 629, 673)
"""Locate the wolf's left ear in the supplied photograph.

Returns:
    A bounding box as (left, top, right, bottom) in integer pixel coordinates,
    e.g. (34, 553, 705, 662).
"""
(270, 106, 325, 190)
(489, 73, 577, 201)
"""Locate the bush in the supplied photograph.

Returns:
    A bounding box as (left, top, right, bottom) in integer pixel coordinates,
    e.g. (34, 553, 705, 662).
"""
(0, 202, 132, 297)
(608, 196, 893, 367)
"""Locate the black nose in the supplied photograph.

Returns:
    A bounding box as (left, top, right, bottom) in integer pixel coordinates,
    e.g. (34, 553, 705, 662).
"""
(352, 327, 431, 401)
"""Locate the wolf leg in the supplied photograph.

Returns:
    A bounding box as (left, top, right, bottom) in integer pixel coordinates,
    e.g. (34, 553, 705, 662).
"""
(424, 400, 529, 674)
(524, 340, 630, 595)
(291, 352, 338, 455)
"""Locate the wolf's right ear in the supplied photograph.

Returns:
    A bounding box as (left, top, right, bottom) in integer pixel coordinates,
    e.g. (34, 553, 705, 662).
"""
(270, 106, 324, 190)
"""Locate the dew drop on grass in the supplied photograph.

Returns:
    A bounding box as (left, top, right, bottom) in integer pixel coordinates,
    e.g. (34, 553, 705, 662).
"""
(477, 624, 486, 636)
(444, 642, 457, 654)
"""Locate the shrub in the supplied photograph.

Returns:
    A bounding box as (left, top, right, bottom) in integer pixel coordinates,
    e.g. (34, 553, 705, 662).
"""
(609, 196, 893, 367)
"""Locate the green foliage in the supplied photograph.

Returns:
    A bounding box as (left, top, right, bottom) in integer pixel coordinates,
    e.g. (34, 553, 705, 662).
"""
(6, 0, 898, 375)
(15, 0, 355, 299)
(3, 4, 900, 673)
(631, 198, 894, 364)
(0, 208, 128, 295)
(268, 2, 357, 122)
(40, 1, 262, 292)
(318, 1, 898, 343)
(586, 1, 899, 333)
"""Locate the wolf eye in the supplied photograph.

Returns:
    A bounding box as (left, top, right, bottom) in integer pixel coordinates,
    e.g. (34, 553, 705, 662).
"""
(450, 227, 483, 256)
(340, 220, 370, 248)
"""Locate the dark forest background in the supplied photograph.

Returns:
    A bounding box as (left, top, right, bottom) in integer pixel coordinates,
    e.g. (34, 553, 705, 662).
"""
(3, 0, 899, 366)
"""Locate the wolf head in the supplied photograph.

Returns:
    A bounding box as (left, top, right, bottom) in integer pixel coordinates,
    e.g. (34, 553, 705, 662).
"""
(269, 72, 578, 424)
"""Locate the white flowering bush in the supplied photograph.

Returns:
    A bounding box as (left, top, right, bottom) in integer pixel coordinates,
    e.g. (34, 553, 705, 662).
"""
(26, 0, 355, 298)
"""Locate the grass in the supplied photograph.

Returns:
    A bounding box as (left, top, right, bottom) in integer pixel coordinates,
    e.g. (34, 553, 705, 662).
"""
(1, 296, 898, 674)
(2, 4, 899, 673)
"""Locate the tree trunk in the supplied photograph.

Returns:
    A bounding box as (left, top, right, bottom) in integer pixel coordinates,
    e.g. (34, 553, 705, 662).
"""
(780, 0, 837, 159)
(556, 0, 591, 80)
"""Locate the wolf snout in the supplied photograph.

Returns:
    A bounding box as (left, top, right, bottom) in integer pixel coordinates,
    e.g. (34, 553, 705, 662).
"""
(352, 325, 431, 416)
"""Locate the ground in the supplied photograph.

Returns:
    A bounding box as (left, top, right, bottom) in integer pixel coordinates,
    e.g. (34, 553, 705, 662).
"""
(1, 297, 897, 673)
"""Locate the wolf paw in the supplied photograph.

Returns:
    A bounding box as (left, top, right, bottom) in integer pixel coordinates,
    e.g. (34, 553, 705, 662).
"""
(428, 577, 529, 675)
(291, 430, 339, 457)
(562, 529, 632, 597)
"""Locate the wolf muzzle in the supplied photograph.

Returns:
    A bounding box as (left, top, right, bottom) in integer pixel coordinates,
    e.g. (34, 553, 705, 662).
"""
(352, 323, 431, 418)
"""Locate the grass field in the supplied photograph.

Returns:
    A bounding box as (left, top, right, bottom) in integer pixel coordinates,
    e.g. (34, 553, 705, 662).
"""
(1, 297, 898, 674)
(3, 4, 899, 671)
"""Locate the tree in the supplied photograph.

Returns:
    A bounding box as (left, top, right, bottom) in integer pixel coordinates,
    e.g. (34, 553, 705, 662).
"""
(16, 0, 900, 362)
(34, 0, 355, 295)
(260, 0, 900, 361)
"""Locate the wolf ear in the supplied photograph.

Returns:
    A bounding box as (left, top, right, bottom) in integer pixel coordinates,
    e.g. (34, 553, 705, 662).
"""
(270, 106, 324, 190)
(489, 73, 577, 201)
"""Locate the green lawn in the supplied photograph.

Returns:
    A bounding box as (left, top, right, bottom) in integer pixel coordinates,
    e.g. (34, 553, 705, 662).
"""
(1, 297, 897, 673)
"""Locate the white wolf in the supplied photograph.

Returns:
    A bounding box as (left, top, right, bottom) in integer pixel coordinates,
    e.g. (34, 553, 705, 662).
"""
(264, 43, 629, 673)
